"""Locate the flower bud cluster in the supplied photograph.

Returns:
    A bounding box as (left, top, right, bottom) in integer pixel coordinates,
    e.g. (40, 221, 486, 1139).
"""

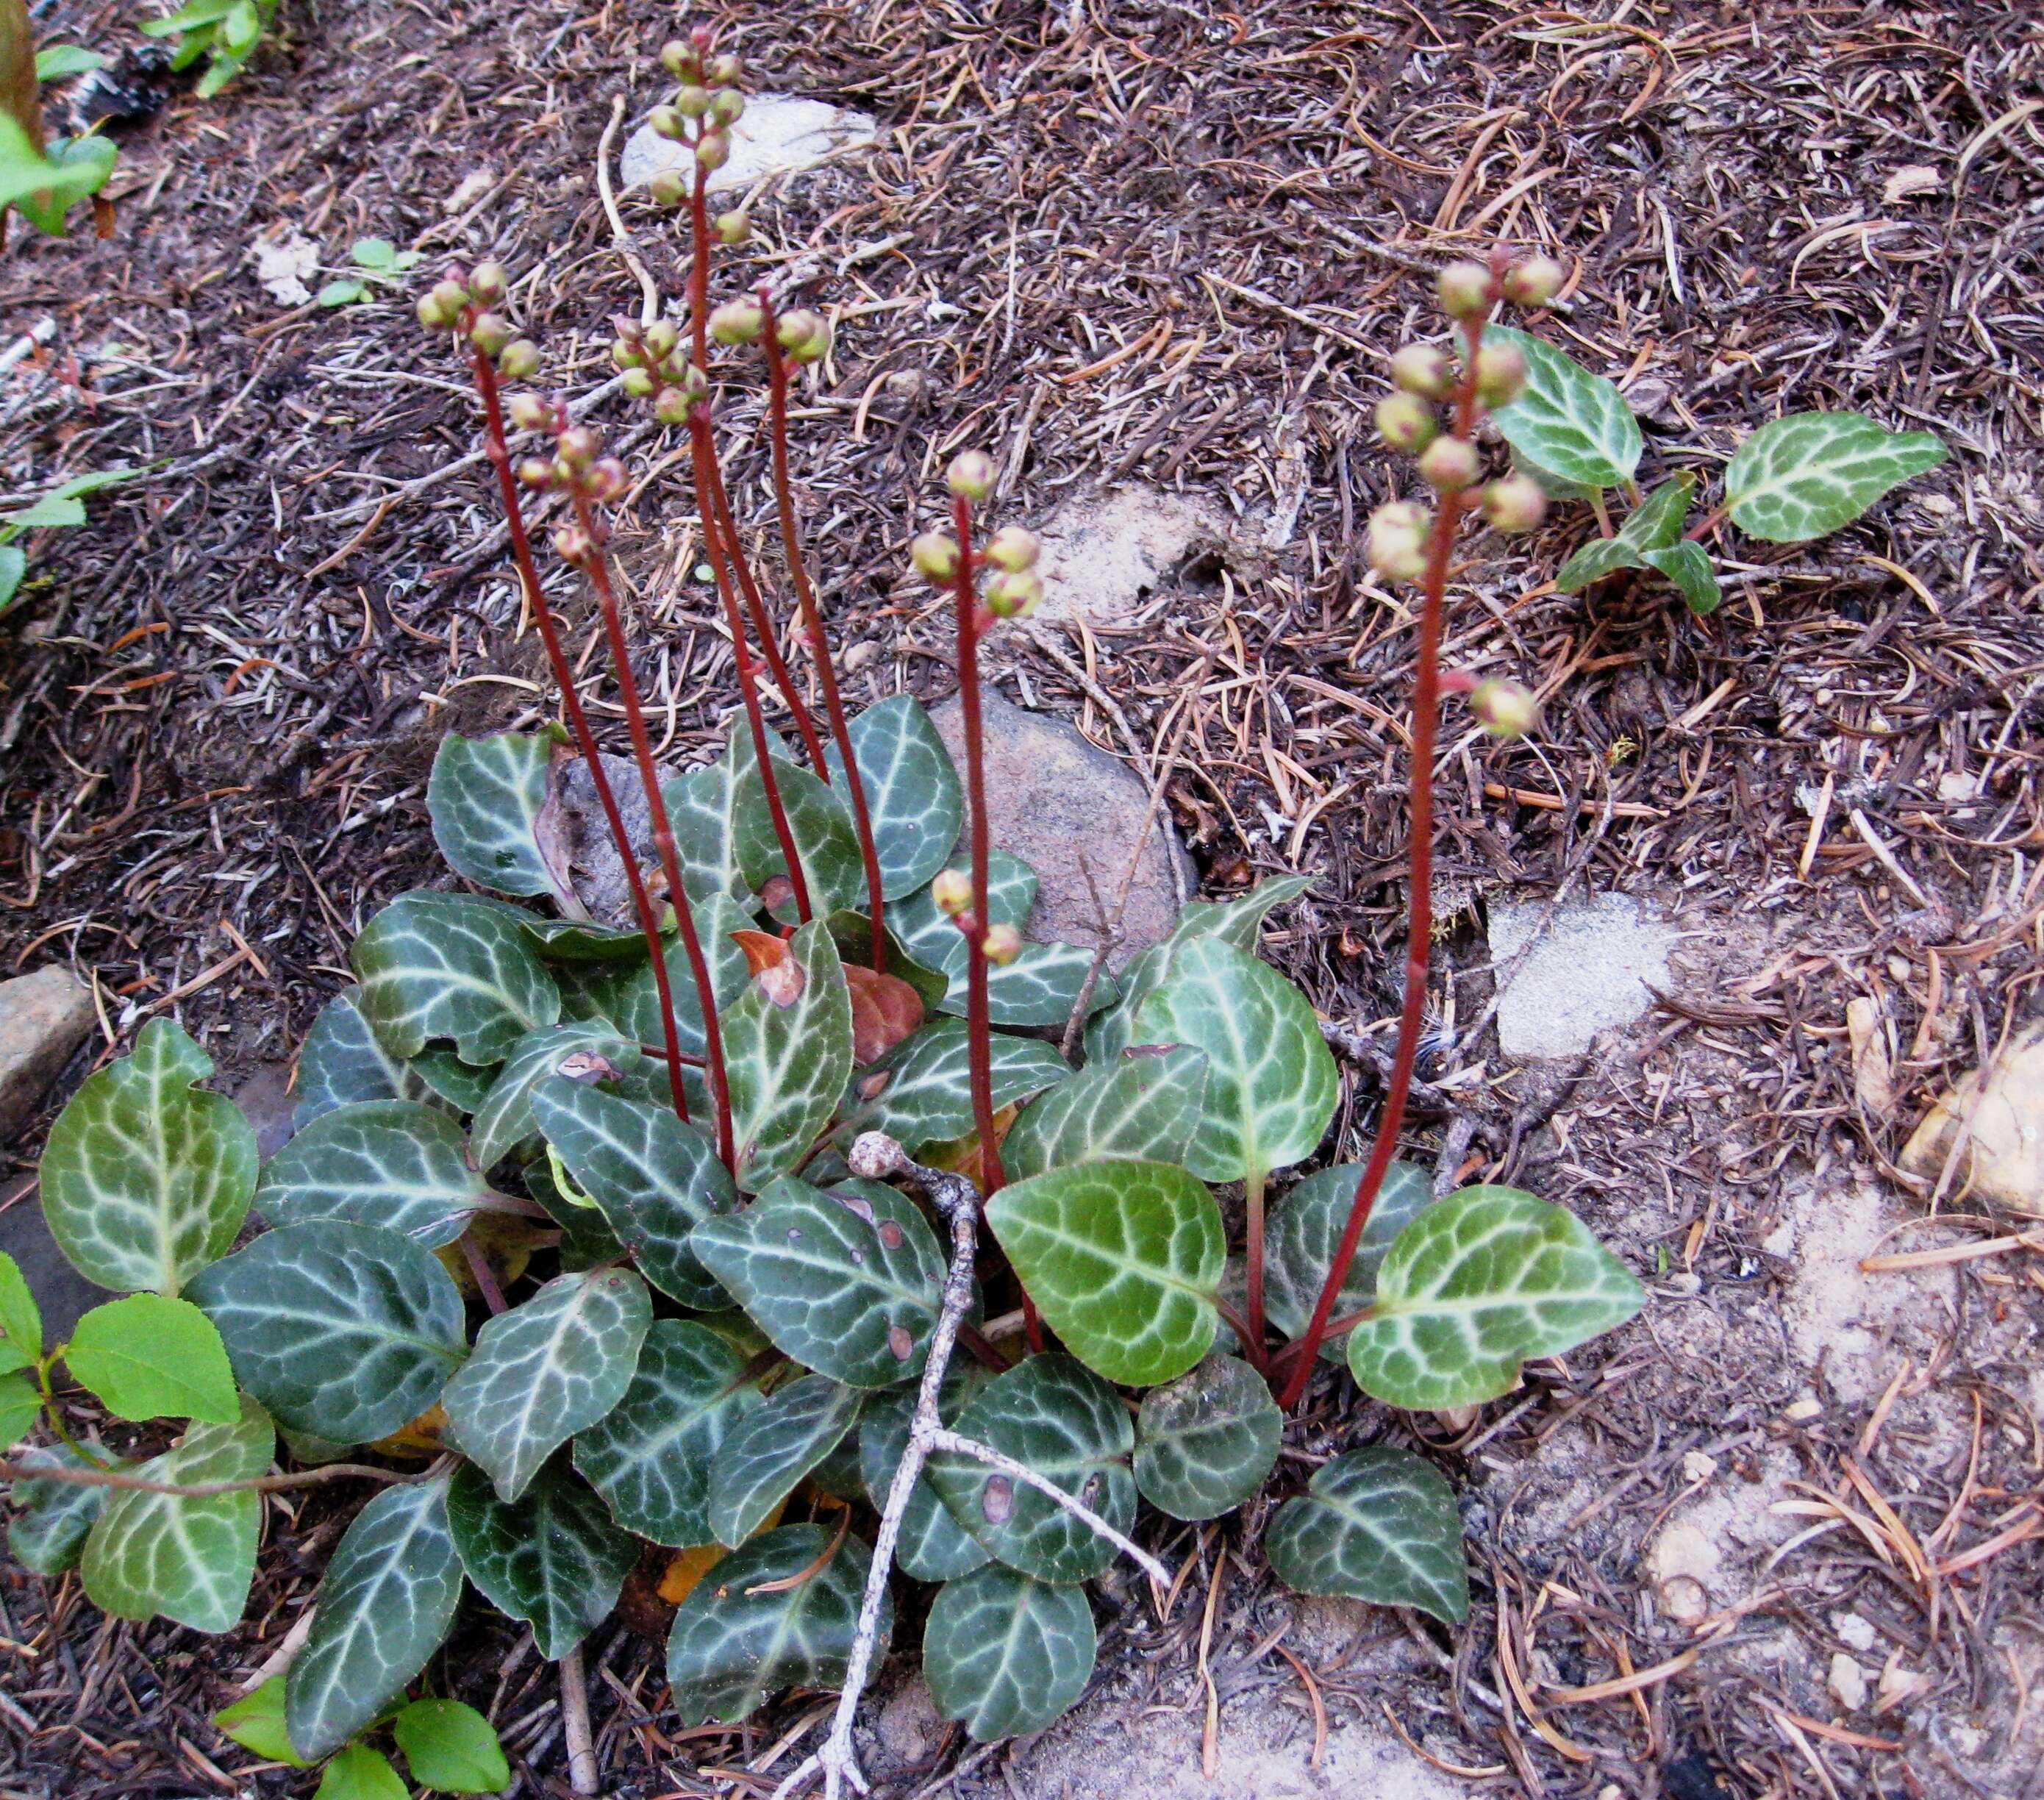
(910, 454, 1044, 621)
(648, 24, 746, 183)
(500, 400, 629, 548)
(416, 262, 541, 377)
(610, 315, 710, 424)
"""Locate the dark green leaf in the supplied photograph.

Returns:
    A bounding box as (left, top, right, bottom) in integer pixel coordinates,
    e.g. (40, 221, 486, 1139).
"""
(857, 1370, 992, 1582)
(64, 1294, 237, 1424)
(1723, 413, 1946, 543)
(734, 757, 864, 922)
(923, 1563, 1096, 1741)
(351, 892, 560, 1065)
(886, 851, 1034, 980)
(293, 992, 440, 1128)
(7, 1444, 112, 1575)
(724, 921, 854, 1188)
(411, 1049, 499, 1115)
(256, 1100, 486, 1248)
(585, 893, 751, 1060)
(1554, 473, 1697, 592)
(468, 1023, 640, 1169)
(1132, 1354, 1280, 1521)
(707, 1374, 864, 1546)
(1263, 1162, 1434, 1362)
(392, 1699, 509, 1793)
(1264, 1446, 1468, 1624)
(937, 942, 1115, 1029)
(663, 754, 746, 907)
(428, 729, 575, 905)
(823, 693, 962, 900)
(1002, 1047, 1207, 1182)
(835, 1018, 1068, 1154)
(1642, 541, 1721, 615)
(446, 1458, 636, 1660)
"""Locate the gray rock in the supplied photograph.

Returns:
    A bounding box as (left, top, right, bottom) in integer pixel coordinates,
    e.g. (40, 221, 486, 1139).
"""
(1032, 486, 1229, 626)
(932, 691, 1187, 971)
(0, 965, 96, 1146)
(620, 94, 878, 197)
(560, 751, 671, 928)
(232, 1063, 298, 1162)
(1488, 892, 1679, 1060)
(0, 1175, 111, 1350)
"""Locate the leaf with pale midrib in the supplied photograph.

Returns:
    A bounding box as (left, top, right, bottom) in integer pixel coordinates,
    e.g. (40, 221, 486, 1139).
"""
(468, 1022, 641, 1170)
(427, 729, 574, 906)
(834, 1018, 1068, 1154)
(924, 1562, 1097, 1741)
(823, 693, 963, 900)
(351, 892, 560, 1065)
(1263, 1162, 1434, 1362)
(724, 921, 855, 1189)
(1133, 1352, 1280, 1521)
(446, 1458, 635, 1660)
(1723, 412, 1946, 543)
(1264, 1446, 1469, 1624)
(293, 991, 440, 1129)
(857, 1367, 991, 1581)
(1002, 1046, 1207, 1181)
(706, 1374, 865, 1547)
(7, 1444, 114, 1575)
(1484, 326, 1642, 493)
(255, 1100, 486, 1249)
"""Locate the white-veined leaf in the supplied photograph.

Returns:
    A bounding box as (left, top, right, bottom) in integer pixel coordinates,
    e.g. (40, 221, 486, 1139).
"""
(351, 892, 560, 1065)
(1265, 1445, 1468, 1624)
(1723, 413, 1946, 543)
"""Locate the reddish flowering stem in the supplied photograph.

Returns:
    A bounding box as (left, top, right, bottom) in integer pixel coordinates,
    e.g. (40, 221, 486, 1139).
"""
(570, 491, 736, 1171)
(952, 492, 1042, 1353)
(759, 289, 888, 974)
(686, 407, 814, 925)
(1274, 319, 1487, 1411)
(468, 345, 695, 1126)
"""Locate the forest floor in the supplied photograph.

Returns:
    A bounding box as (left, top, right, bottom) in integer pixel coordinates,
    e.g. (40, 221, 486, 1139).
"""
(1, 2, 2041, 1798)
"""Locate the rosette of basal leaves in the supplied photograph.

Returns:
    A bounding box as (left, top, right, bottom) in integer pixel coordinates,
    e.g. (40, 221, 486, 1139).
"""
(665, 1524, 885, 1726)
(987, 1159, 1225, 1385)
(691, 1177, 947, 1388)
(1264, 1446, 1469, 1625)
(40, 1018, 257, 1298)
(1344, 1186, 1644, 1410)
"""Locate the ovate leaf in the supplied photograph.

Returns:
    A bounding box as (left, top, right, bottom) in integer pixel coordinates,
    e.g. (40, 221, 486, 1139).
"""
(7, 1444, 112, 1574)
(923, 1563, 1096, 1742)
(733, 757, 864, 922)
(446, 1458, 636, 1660)
(532, 1079, 735, 1308)
(468, 1022, 640, 1169)
(987, 1160, 1223, 1386)
(428, 731, 575, 906)
(1345, 1186, 1644, 1409)
(0, 1371, 39, 1443)
(706, 1374, 864, 1547)
(1002, 1047, 1208, 1182)
(929, 1354, 1135, 1585)
(1723, 413, 1946, 543)
(285, 1478, 463, 1760)
(1132, 1353, 1281, 1521)
(1263, 1162, 1434, 1362)
(939, 942, 1114, 1029)
(887, 851, 1034, 980)
(723, 921, 854, 1188)
(81, 1394, 274, 1632)
(41, 1019, 257, 1296)
(256, 1100, 486, 1248)
(1555, 472, 1695, 590)
(1642, 541, 1721, 615)
(1264, 1446, 1468, 1624)
(215, 1676, 311, 1765)
(835, 1018, 1068, 1155)
(188, 1222, 468, 1446)
(293, 992, 440, 1128)
(1132, 937, 1337, 1186)
(573, 1320, 766, 1546)
(64, 1295, 238, 1424)
(665, 1524, 883, 1726)
(664, 754, 746, 906)
(0, 1249, 43, 1371)
(691, 1177, 946, 1388)
(823, 692, 962, 899)
(587, 893, 751, 1060)
(391, 1700, 509, 1794)
(857, 1368, 992, 1582)
(316, 1745, 409, 1800)
(441, 1268, 651, 1500)
(1484, 326, 1642, 492)
(351, 893, 560, 1065)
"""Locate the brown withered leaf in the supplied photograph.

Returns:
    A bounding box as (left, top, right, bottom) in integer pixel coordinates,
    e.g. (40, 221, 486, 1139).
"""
(844, 965, 925, 1065)
(732, 928, 807, 1007)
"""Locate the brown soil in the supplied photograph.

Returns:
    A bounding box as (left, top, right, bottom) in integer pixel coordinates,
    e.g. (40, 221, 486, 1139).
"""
(3, 2, 2040, 1799)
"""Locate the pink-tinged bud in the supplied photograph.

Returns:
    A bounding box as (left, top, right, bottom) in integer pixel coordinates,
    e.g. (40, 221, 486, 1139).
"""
(649, 104, 685, 140)
(660, 38, 698, 78)
(984, 570, 1043, 618)
(708, 88, 744, 127)
(690, 22, 714, 50)
(644, 320, 679, 361)
(674, 84, 712, 119)
(469, 262, 508, 305)
(468, 314, 513, 357)
(621, 366, 657, 399)
(677, 365, 709, 404)
(707, 51, 742, 86)
(507, 392, 551, 433)
(424, 279, 470, 326)
(911, 531, 959, 582)
(517, 457, 556, 489)
(648, 168, 689, 208)
(981, 923, 1023, 966)
(612, 337, 646, 371)
(1473, 340, 1526, 407)
(557, 426, 600, 469)
(708, 298, 762, 346)
(415, 291, 454, 331)
(587, 458, 629, 501)
(1390, 343, 1452, 399)
(930, 868, 973, 915)
(985, 524, 1039, 572)
(1480, 474, 1546, 533)
(654, 385, 692, 426)
(946, 449, 996, 501)
(1418, 435, 1479, 491)
(497, 340, 542, 380)
(1365, 501, 1432, 582)
(696, 131, 731, 171)
(715, 210, 751, 244)
(1471, 677, 1539, 739)
(773, 309, 827, 362)
(552, 524, 593, 565)
(1437, 260, 1495, 320)
(1501, 254, 1565, 309)
(1374, 392, 1437, 453)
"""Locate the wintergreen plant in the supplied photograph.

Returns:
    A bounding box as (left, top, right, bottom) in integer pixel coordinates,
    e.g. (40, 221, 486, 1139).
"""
(318, 237, 425, 309)
(4, 40, 1649, 1791)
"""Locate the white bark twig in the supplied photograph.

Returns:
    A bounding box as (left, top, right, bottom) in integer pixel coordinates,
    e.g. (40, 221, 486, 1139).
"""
(560, 1645, 598, 1796)
(771, 1132, 1173, 1800)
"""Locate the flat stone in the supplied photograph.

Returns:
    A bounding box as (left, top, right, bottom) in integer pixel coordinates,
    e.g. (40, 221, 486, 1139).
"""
(1901, 1020, 2044, 1218)
(1032, 486, 1229, 626)
(0, 1175, 111, 1350)
(619, 95, 878, 197)
(1487, 892, 1678, 1061)
(0, 965, 96, 1146)
(233, 1062, 298, 1162)
(932, 691, 1187, 972)
(559, 751, 671, 929)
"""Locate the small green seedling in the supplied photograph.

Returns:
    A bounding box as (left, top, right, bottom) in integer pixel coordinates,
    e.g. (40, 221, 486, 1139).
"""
(0, 467, 141, 615)
(319, 238, 425, 309)
(35, 44, 107, 79)
(140, 0, 278, 97)
(215, 1679, 510, 1795)
(0, 111, 115, 237)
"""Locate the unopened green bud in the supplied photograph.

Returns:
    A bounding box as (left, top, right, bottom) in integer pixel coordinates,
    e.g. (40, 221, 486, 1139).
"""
(660, 38, 698, 79)
(707, 52, 742, 86)
(648, 168, 689, 208)
(1480, 474, 1546, 533)
(507, 393, 551, 432)
(557, 426, 599, 469)
(910, 531, 959, 582)
(469, 262, 508, 305)
(654, 385, 693, 426)
(674, 84, 712, 119)
(930, 868, 972, 915)
(984, 571, 1043, 618)
(612, 337, 645, 371)
(715, 210, 751, 245)
(552, 524, 593, 565)
(416, 290, 454, 330)
(1374, 392, 1437, 453)
(621, 366, 657, 398)
(518, 457, 556, 489)
(1418, 435, 1479, 492)
(642, 320, 679, 360)
(1366, 501, 1431, 582)
(1390, 343, 1452, 399)
(774, 309, 828, 364)
(985, 525, 1040, 572)
(588, 457, 629, 501)
(467, 314, 512, 357)
(1437, 260, 1495, 320)
(649, 104, 685, 140)
(709, 298, 763, 346)
(1501, 255, 1565, 309)
(981, 923, 1023, 966)
(425, 279, 470, 326)
(1473, 340, 1526, 407)
(708, 88, 744, 128)
(497, 340, 542, 379)
(1471, 678, 1539, 739)
(696, 131, 731, 171)
(946, 450, 996, 502)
